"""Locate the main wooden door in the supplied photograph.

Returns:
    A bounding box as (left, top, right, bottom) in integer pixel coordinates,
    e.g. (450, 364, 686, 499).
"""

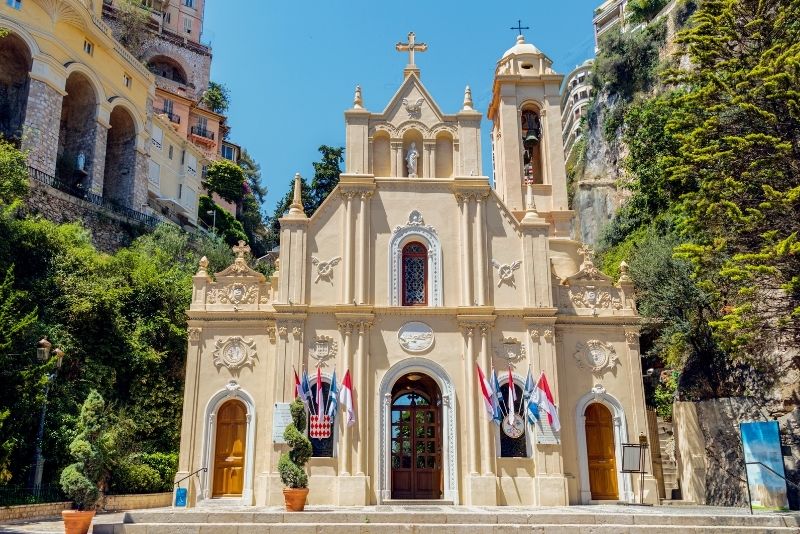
(212, 400, 247, 497)
(585, 403, 619, 500)
(391, 374, 442, 499)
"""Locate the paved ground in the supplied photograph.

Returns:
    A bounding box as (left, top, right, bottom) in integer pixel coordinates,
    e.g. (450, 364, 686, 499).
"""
(0, 505, 797, 533)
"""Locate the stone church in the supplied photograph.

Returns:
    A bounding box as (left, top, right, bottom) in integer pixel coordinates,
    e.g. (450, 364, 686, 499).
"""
(176, 33, 657, 507)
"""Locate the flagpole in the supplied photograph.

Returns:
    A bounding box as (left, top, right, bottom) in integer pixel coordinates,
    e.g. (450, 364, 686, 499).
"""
(493, 367, 510, 418)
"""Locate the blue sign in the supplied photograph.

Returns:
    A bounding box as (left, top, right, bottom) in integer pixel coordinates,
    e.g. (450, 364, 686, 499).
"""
(174, 487, 187, 507)
(740, 421, 789, 511)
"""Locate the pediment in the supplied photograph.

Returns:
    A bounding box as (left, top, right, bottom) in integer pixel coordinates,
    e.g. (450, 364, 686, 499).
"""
(379, 73, 448, 130)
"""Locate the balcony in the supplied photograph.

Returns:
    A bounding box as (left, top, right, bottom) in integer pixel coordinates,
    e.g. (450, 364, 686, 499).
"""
(156, 108, 181, 124)
(190, 126, 215, 140)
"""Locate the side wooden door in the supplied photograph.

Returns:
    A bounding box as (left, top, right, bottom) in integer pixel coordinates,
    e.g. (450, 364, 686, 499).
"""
(212, 400, 247, 497)
(585, 403, 619, 500)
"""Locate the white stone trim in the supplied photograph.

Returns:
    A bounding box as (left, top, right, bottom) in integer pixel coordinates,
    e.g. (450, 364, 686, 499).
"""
(199, 384, 257, 506)
(575, 387, 633, 503)
(388, 210, 443, 306)
(378, 358, 457, 503)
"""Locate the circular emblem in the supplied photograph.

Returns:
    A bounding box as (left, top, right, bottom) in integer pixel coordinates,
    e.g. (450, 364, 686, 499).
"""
(589, 347, 606, 367)
(397, 321, 435, 353)
(222, 340, 245, 366)
(502, 413, 525, 438)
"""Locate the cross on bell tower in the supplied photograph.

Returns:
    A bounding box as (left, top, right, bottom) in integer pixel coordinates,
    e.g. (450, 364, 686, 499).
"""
(395, 31, 428, 77)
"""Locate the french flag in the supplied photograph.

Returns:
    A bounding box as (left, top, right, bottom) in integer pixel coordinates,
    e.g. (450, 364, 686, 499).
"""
(476, 363, 496, 421)
(536, 371, 561, 432)
(339, 369, 356, 427)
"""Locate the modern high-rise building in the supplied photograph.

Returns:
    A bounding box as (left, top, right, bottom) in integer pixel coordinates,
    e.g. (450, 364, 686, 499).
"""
(560, 60, 594, 166)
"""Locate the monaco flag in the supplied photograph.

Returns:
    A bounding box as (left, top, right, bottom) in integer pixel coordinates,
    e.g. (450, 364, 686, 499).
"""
(476, 363, 496, 421)
(339, 370, 356, 427)
(536, 371, 561, 432)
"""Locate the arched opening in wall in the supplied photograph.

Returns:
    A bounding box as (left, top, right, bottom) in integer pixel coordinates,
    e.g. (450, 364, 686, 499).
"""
(103, 106, 137, 205)
(212, 399, 247, 497)
(372, 131, 391, 177)
(434, 132, 453, 178)
(498, 381, 527, 458)
(0, 32, 32, 144)
(56, 72, 98, 187)
(146, 55, 188, 85)
(402, 241, 427, 306)
(584, 403, 619, 500)
(402, 129, 423, 178)
(390, 373, 442, 499)
(520, 105, 543, 185)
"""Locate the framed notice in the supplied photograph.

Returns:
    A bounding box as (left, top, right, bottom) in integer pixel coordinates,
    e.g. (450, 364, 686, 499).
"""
(534, 418, 559, 445)
(621, 443, 644, 472)
(272, 402, 293, 444)
(740, 421, 789, 511)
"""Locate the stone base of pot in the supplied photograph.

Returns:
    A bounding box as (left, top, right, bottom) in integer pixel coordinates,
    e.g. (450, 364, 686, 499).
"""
(62, 509, 95, 534)
(283, 487, 309, 511)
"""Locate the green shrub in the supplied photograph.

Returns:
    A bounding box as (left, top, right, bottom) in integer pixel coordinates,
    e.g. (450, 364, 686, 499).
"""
(0, 139, 28, 204)
(203, 159, 245, 203)
(110, 462, 162, 494)
(59, 464, 99, 509)
(277, 399, 311, 489)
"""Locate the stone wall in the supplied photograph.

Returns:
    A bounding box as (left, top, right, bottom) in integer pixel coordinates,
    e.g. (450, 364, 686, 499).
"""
(674, 398, 799, 509)
(102, 492, 172, 512)
(25, 181, 151, 253)
(22, 79, 62, 176)
(0, 501, 71, 523)
(143, 39, 212, 100)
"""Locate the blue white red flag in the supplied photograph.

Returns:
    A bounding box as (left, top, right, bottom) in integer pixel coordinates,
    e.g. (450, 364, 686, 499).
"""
(523, 368, 540, 426)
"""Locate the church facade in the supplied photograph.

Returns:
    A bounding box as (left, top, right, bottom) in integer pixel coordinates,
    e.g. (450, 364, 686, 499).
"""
(176, 33, 658, 507)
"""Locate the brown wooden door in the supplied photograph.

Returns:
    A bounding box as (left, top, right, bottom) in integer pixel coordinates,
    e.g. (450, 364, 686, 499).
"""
(212, 400, 246, 497)
(391, 375, 442, 499)
(585, 403, 619, 500)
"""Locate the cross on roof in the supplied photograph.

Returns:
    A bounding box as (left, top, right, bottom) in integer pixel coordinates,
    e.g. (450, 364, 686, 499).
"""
(395, 32, 428, 66)
(233, 240, 251, 259)
(510, 19, 530, 36)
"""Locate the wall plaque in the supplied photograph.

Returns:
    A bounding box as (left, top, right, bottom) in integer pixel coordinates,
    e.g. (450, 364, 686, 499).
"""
(272, 402, 293, 444)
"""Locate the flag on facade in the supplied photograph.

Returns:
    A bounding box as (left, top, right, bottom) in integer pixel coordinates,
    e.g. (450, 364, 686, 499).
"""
(316, 366, 323, 416)
(339, 369, 355, 427)
(476, 363, 495, 421)
(300, 369, 313, 412)
(294, 369, 301, 399)
(507, 366, 517, 406)
(536, 371, 561, 432)
(523, 368, 540, 425)
(326, 370, 339, 418)
(491, 368, 504, 422)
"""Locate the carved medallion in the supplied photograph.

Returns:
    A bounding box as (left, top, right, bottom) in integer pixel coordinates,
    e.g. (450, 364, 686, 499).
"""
(492, 259, 522, 288)
(311, 256, 342, 283)
(574, 340, 619, 374)
(213, 336, 257, 371)
(495, 337, 526, 367)
(398, 321, 434, 353)
(309, 335, 337, 367)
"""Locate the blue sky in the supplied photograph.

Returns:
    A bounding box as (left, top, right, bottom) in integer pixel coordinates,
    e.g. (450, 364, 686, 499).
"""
(203, 0, 600, 211)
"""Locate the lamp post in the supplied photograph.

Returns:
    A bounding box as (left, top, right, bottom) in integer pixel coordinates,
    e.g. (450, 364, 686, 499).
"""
(31, 338, 64, 492)
(206, 209, 216, 234)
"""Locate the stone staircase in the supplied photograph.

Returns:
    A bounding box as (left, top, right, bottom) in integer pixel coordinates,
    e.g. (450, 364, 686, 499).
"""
(658, 417, 682, 501)
(93, 506, 800, 533)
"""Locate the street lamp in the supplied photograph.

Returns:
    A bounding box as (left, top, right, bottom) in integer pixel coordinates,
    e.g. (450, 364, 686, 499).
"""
(31, 338, 64, 492)
(206, 209, 216, 234)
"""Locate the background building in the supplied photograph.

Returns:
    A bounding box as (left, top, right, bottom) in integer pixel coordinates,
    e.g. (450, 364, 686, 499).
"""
(593, 0, 628, 51)
(560, 59, 593, 166)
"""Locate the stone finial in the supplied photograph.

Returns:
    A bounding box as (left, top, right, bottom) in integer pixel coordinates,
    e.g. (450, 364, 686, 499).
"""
(197, 255, 208, 276)
(516, 34, 525, 45)
(353, 85, 363, 109)
(619, 260, 631, 282)
(287, 173, 306, 217)
(463, 85, 473, 110)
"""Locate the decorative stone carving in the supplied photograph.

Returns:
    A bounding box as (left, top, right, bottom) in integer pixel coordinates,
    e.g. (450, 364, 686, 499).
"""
(311, 256, 342, 283)
(574, 340, 619, 374)
(530, 329, 540, 341)
(543, 329, 554, 342)
(213, 337, 257, 371)
(225, 379, 240, 395)
(266, 326, 276, 343)
(402, 97, 424, 118)
(398, 321, 434, 353)
(309, 335, 337, 367)
(208, 282, 258, 305)
(625, 330, 639, 345)
(495, 337, 526, 367)
(569, 286, 613, 309)
(390, 210, 442, 306)
(196, 256, 208, 276)
(187, 327, 201, 341)
(491, 259, 522, 288)
(591, 383, 607, 397)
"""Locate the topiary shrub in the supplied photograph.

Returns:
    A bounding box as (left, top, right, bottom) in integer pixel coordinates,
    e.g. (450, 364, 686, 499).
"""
(60, 391, 107, 510)
(277, 398, 311, 488)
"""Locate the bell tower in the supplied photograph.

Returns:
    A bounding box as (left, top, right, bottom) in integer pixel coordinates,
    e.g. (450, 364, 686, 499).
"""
(488, 35, 573, 237)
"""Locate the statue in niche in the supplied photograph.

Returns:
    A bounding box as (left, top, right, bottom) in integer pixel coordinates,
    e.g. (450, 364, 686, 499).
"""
(406, 142, 419, 177)
(76, 152, 86, 173)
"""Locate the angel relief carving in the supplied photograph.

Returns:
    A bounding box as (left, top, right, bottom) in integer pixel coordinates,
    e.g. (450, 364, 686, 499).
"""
(311, 256, 341, 283)
(402, 97, 424, 118)
(492, 259, 522, 288)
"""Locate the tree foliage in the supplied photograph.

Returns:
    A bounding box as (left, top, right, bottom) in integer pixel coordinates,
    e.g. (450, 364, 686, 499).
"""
(203, 159, 245, 204)
(108, 0, 153, 61)
(626, 0, 670, 24)
(200, 82, 230, 114)
(0, 138, 28, 205)
(198, 195, 248, 246)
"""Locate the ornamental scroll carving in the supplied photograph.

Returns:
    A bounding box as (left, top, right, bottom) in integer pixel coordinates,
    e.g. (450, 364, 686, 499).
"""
(213, 336, 258, 372)
(574, 340, 619, 374)
(207, 282, 258, 305)
(494, 337, 526, 368)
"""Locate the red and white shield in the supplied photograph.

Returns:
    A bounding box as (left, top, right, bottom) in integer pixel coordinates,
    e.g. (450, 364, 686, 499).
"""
(309, 414, 332, 439)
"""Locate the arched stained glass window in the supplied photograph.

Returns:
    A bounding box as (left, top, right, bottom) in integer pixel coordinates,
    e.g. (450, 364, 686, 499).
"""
(402, 241, 427, 306)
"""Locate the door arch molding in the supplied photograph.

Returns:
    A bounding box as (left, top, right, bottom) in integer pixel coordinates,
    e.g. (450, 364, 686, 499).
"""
(378, 358, 457, 503)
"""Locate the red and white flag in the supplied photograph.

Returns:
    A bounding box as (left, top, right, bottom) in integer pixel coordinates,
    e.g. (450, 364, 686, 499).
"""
(508, 366, 517, 405)
(536, 371, 561, 432)
(339, 370, 356, 427)
(293, 369, 301, 399)
(476, 363, 495, 419)
(316, 366, 323, 415)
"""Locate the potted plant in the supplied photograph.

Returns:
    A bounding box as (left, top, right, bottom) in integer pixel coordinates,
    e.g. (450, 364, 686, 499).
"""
(277, 398, 312, 511)
(59, 391, 109, 534)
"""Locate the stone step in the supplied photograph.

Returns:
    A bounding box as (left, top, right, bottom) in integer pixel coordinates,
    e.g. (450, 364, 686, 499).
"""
(95, 522, 800, 534)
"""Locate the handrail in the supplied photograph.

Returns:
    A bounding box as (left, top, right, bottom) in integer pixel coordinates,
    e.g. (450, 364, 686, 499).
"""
(174, 467, 207, 487)
(746, 461, 800, 491)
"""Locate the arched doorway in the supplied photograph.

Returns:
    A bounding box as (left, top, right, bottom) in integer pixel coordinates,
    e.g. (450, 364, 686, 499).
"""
(57, 72, 97, 186)
(212, 399, 247, 498)
(584, 403, 618, 500)
(146, 55, 189, 86)
(0, 32, 32, 143)
(103, 106, 137, 205)
(390, 373, 442, 499)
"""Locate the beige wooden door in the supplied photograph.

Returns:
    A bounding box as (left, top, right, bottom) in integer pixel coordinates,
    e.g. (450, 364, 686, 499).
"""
(212, 400, 246, 497)
(585, 403, 619, 500)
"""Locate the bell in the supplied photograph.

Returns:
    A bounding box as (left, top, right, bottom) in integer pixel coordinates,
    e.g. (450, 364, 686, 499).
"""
(523, 129, 539, 146)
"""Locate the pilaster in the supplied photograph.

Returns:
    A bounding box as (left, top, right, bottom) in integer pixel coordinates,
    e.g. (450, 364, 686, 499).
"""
(22, 78, 64, 175)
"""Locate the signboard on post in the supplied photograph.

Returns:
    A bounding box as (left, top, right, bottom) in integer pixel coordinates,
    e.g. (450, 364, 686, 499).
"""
(272, 402, 293, 444)
(174, 487, 187, 507)
(740, 421, 789, 511)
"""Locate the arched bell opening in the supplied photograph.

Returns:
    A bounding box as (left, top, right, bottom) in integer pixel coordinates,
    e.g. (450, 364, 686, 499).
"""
(520, 105, 543, 185)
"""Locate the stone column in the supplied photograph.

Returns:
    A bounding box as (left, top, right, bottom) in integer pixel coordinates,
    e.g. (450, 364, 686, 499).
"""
(356, 191, 371, 304)
(422, 141, 434, 178)
(342, 192, 354, 303)
(89, 120, 108, 195)
(458, 194, 474, 306)
(22, 78, 64, 175)
(391, 141, 403, 177)
(132, 149, 149, 210)
(339, 322, 353, 475)
(540, 108, 551, 185)
(430, 142, 437, 179)
(463, 325, 479, 476)
(355, 320, 370, 476)
(478, 324, 495, 475)
(474, 194, 487, 306)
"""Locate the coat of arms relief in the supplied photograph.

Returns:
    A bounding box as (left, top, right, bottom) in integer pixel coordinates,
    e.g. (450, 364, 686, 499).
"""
(573, 340, 619, 374)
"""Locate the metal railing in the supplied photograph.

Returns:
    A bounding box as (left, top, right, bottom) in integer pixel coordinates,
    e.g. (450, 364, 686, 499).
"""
(156, 108, 181, 124)
(190, 126, 215, 140)
(0, 484, 66, 507)
(174, 467, 207, 488)
(28, 166, 161, 228)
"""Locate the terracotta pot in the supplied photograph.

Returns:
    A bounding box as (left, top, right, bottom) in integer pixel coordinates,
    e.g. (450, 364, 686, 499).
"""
(62, 509, 95, 534)
(283, 487, 309, 511)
